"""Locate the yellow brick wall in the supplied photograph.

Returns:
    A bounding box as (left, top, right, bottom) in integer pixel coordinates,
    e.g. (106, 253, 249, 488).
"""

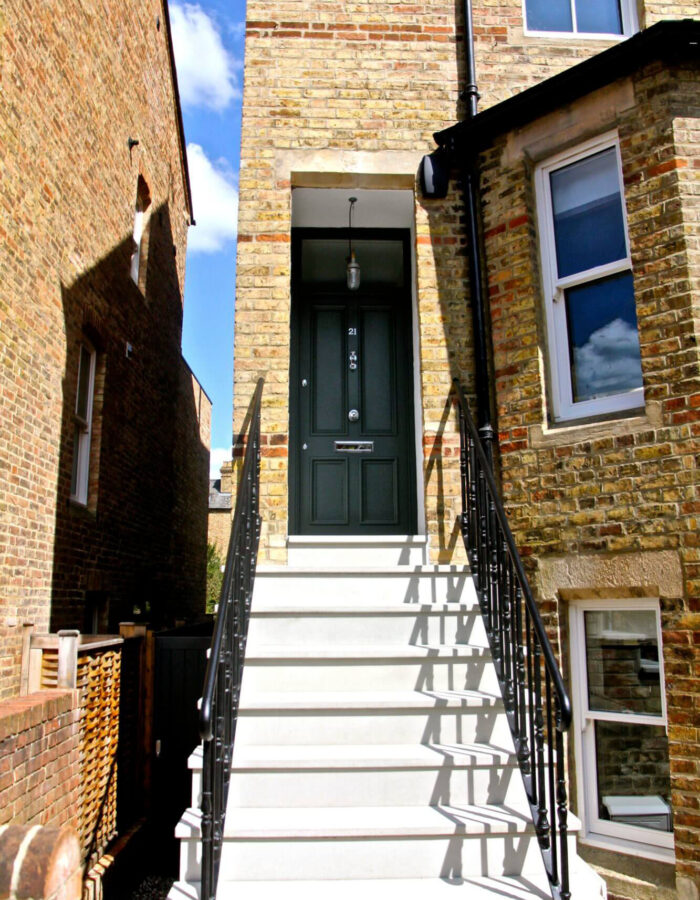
(479, 63, 699, 892)
(234, 0, 697, 563)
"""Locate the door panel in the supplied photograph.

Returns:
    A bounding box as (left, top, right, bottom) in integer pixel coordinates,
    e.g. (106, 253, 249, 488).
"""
(360, 458, 398, 525)
(312, 306, 347, 434)
(311, 458, 349, 525)
(360, 306, 395, 434)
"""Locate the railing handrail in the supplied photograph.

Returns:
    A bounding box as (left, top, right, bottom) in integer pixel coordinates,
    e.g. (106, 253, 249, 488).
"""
(452, 378, 571, 730)
(198, 377, 263, 900)
(199, 377, 264, 742)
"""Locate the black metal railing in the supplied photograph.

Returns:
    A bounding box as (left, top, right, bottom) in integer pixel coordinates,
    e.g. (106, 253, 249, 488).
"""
(453, 379, 572, 900)
(198, 377, 264, 900)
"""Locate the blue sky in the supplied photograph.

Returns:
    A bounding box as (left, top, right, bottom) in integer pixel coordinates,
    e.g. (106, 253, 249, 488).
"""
(169, 1, 248, 477)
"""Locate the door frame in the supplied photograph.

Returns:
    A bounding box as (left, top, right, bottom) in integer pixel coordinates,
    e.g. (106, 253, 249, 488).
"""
(289, 226, 417, 535)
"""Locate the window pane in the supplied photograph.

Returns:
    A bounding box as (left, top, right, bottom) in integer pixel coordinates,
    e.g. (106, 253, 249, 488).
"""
(76, 345, 92, 421)
(584, 609, 662, 716)
(595, 721, 672, 832)
(575, 0, 623, 34)
(551, 148, 627, 277)
(70, 426, 81, 497)
(565, 272, 642, 403)
(526, 0, 573, 31)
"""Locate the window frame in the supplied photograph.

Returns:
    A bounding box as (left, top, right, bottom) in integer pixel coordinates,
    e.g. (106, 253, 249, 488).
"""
(522, 0, 638, 39)
(70, 341, 96, 506)
(535, 132, 644, 422)
(569, 596, 675, 859)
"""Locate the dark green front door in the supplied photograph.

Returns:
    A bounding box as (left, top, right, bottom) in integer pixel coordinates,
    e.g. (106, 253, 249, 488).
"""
(290, 230, 416, 535)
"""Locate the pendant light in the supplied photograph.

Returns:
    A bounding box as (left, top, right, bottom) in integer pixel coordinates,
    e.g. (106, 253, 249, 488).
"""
(346, 197, 360, 291)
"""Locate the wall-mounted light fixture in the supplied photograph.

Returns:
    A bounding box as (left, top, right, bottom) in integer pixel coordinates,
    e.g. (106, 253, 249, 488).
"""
(346, 197, 360, 291)
(419, 149, 449, 199)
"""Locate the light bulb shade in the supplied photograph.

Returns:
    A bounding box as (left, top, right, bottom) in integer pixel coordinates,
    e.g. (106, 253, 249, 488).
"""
(347, 252, 361, 291)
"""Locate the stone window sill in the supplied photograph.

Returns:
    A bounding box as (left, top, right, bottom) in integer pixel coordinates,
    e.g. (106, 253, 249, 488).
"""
(529, 400, 662, 449)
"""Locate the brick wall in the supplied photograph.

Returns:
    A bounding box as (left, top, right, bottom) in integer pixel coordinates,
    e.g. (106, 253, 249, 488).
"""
(208, 511, 233, 558)
(0, 0, 203, 696)
(236, 0, 473, 561)
(0, 691, 81, 830)
(170, 363, 211, 621)
(478, 61, 699, 892)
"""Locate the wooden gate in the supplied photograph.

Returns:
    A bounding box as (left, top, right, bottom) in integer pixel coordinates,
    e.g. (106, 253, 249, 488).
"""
(153, 625, 212, 830)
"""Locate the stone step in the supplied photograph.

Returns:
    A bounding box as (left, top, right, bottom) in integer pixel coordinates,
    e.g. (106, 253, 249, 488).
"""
(187, 741, 522, 808)
(286, 534, 429, 567)
(169, 865, 607, 900)
(175, 804, 580, 882)
(225, 755, 525, 810)
(240, 643, 500, 693)
(233, 689, 513, 747)
(246, 602, 489, 649)
(252, 564, 474, 606)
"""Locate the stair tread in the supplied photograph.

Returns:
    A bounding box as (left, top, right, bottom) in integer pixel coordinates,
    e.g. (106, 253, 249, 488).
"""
(287, 535, 429, 543)
(176, 802, 550, 839)
(189, 740, 518, 770)
(244, 643, 491, 660)
(228, 741, 518, 769)
(250, 602, 479, 614)
(168, 875, 552, 899)
(256, 564, 470, 575)
(239, 688, 504, 709)
(170, 867, 606, 899)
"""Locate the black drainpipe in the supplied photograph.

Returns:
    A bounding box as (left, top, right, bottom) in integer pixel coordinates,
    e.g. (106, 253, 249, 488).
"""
(457, 0, 494, 459)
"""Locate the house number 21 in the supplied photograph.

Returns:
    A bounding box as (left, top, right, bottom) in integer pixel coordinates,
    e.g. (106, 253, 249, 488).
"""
(348, 327, 357, 336)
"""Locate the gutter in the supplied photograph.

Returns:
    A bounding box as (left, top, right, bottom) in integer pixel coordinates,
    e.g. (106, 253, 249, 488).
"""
(435, 19, 700, 155)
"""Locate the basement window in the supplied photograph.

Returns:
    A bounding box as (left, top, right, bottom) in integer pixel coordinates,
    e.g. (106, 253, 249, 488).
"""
(535, 133, 644, 422)
(524, 0, 637, 37)
(569, 597, 674, 859)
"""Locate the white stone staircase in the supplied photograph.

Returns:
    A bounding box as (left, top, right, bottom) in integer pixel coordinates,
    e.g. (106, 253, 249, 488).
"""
(169, 537, 606, 899)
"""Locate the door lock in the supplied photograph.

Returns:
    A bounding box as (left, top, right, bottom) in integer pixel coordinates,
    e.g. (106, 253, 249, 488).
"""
(349, 351, 358, 371)
(348, 409, 360, 422)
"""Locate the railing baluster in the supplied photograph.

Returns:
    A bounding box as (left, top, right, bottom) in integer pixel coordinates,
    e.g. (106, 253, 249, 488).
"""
(557, 715, 571, 900)
(197, 379, 264, 900)
(451, 379, 571, 900)
(547, 671, 557, 879)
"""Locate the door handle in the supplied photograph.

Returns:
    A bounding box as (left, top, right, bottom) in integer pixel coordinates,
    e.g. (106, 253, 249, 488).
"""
(348, 409, 360, 422)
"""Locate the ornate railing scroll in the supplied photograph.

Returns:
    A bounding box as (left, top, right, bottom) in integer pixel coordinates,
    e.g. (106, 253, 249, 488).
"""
(198, 377, 264, 900)
(453, 378, 572, 900)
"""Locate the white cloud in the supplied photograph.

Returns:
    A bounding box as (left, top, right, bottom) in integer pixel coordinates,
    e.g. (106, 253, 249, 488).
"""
(187, 143, 239, 253)
(210, 446, 231, 480)
(573, 318, 643, 401)
(169, 3, 239, 111)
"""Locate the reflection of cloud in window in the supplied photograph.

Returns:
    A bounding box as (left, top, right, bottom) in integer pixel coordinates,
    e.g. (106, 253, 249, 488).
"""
(573, 318, 643, 401)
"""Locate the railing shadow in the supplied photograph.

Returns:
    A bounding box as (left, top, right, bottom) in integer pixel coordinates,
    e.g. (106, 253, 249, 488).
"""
(451, 379, 572, 900)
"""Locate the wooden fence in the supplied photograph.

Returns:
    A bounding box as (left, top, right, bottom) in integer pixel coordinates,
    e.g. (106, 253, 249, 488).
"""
(21, 626, 153, 867)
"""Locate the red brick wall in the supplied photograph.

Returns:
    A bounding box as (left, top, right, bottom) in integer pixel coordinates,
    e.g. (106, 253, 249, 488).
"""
(0, 691, 80, 830)
(170, 362, 212, 619)
(0, 0, 204, 697)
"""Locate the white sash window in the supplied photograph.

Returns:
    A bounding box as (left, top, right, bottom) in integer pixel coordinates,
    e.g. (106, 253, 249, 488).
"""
(536, 134, 644, 422)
